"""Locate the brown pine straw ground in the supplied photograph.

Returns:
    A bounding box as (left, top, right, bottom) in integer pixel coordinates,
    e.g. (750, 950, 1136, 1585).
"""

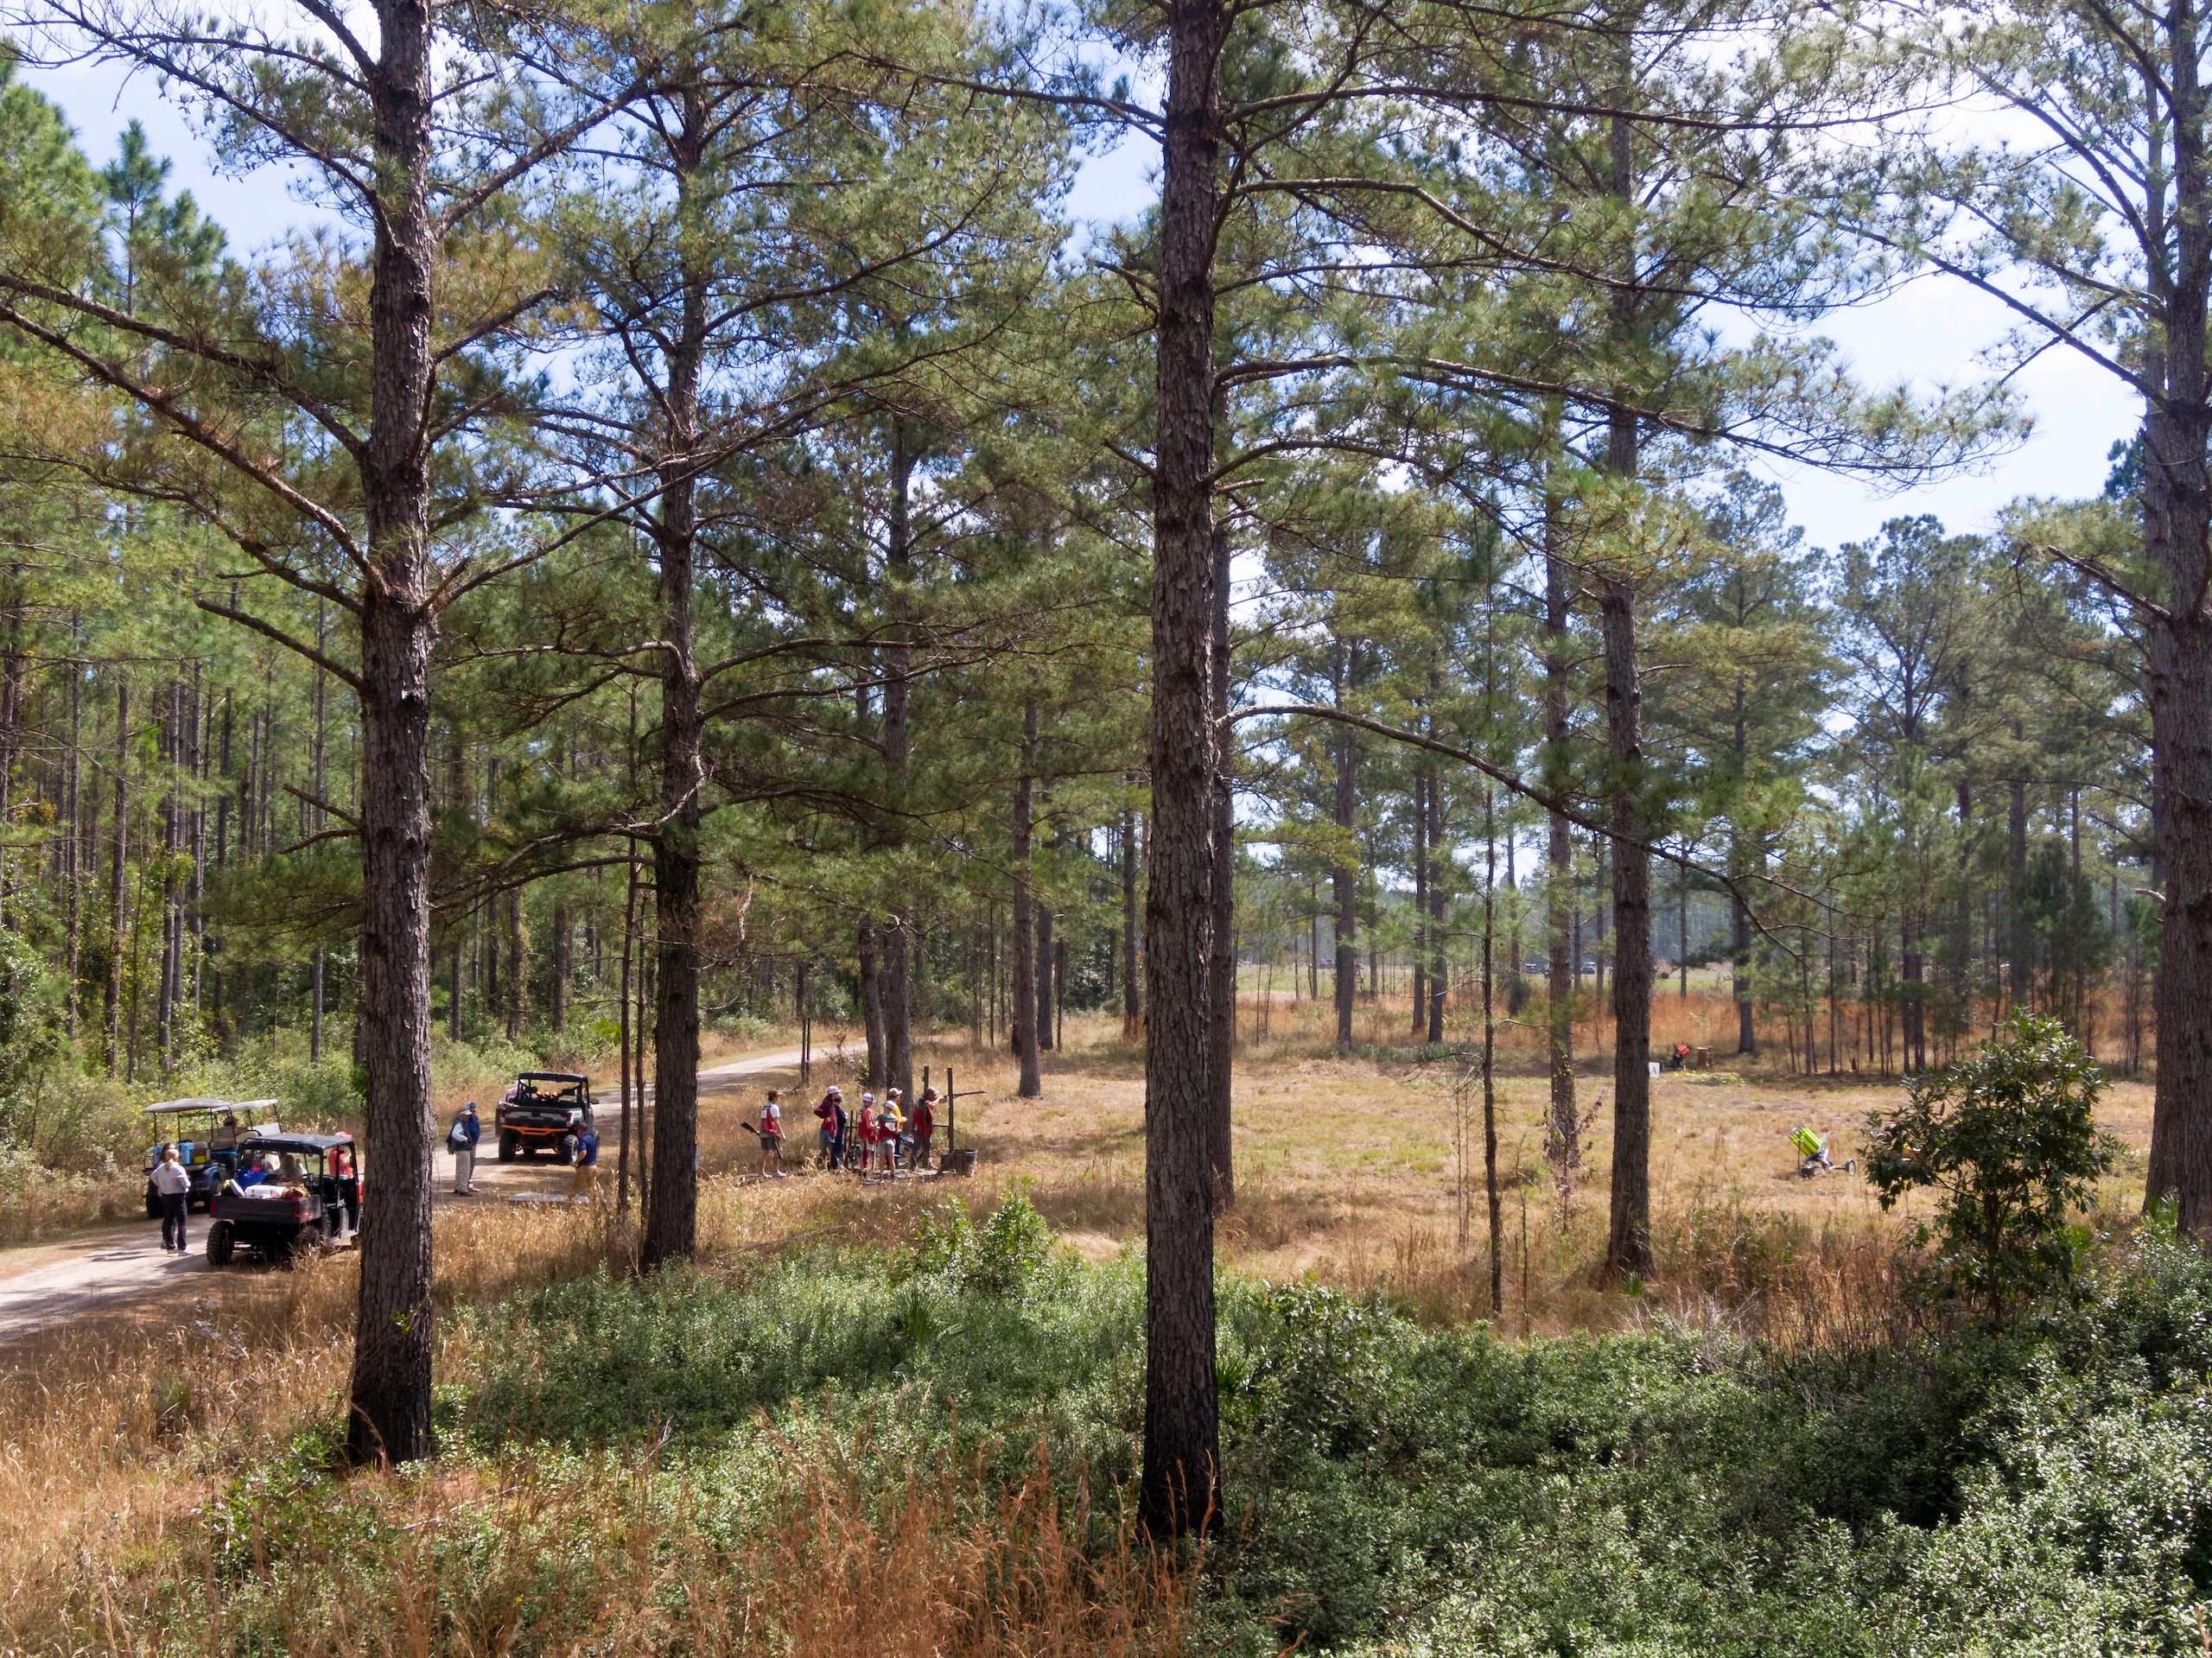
(0, 992, 2153, 1652)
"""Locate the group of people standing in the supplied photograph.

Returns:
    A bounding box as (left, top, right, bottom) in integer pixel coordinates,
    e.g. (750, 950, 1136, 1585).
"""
(785, 1083, 938, 1176)
(427, 1078, 932, 1195)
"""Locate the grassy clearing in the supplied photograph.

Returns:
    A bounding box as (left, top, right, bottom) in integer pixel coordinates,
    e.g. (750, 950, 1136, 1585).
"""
(0, 1004, 2182, 1655)
(10, 1187, 2212, 1655)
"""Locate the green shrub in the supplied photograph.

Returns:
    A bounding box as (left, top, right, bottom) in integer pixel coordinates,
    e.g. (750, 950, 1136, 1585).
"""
(971, 1191, 1055, 1293)
(1862, 1012, 2117, 1317)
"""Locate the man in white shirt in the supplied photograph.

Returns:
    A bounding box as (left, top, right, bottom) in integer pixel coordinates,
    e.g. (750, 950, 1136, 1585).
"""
(151, 1145, 193, 1254)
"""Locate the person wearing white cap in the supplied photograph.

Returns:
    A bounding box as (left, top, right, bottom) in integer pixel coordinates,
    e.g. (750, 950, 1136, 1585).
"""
(814, 1084, 845, 1169)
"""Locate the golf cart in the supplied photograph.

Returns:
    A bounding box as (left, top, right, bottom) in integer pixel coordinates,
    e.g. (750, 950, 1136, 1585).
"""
(204, 1132, 359, 1265)
(141, 1097, 280, 1216)
(496, 1071, 593, 1163)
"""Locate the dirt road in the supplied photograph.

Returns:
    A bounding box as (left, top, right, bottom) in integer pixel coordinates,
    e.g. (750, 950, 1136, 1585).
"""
(0, 1045, 806, 1347)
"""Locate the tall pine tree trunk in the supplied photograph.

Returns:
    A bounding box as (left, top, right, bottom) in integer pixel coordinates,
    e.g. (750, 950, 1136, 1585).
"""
(106, 678, 127, 1075)
(1412, 769, 1429, 1034)
(1011, 700, 1041, 1097)
(1332, 642, 1357, 1052)
(1541, 487, 1578, 1182)
(62, 619, 79, 1043)
(2144, 27, 2212, 1223)
(641, 88, 709, 1269)
(1035, 899, 1055, 1052)
(880, 422, 916, 1105)
(860, 924, 886, 1087)
(1427, 765, 1446, 1045)
(344, 0, 446, 1463)
(1600, 574, 1654, 1280)
(1206, 518, 1236, 1204)
(503, 890, 523, 1043)
(1122, 804, 1141, 1039)
(1141, 0, 1224, 1538)
(1599, 92, 1655, 1282)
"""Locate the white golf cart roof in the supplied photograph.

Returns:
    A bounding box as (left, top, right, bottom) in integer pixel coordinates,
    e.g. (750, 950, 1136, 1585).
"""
(143, 1097, 280, 1126)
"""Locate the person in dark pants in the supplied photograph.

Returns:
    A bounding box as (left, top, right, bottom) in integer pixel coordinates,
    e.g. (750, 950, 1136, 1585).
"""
(815, 1085, 846, 1170)
(333, 1142, 361, 1234)
(910, 1088, 937, 1173)
(151, 1144, 192, 1253)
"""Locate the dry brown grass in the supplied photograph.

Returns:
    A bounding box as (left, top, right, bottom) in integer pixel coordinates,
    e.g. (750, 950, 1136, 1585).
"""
(10, 1424, 1187, 1658)
(887, 1003, 2152, 1344)
(0, 1199, 629, 1633)
(0, 1003, 2153, 1649)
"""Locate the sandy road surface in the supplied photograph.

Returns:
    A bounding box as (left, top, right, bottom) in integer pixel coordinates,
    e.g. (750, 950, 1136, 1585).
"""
(0, 1045, 805, 1347)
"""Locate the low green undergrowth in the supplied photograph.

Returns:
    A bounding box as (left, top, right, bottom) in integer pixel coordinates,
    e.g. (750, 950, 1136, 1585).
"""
(40, 1197, 2212, 1655)
(445, 1197, 2212, 1655)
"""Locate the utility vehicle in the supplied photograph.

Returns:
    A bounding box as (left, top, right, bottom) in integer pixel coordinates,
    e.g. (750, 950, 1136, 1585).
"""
(204, 1132, 359, 1265)
(496, 1072, 594, 1163)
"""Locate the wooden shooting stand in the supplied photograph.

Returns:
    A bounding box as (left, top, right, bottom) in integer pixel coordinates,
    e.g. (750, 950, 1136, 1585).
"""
(921, 1064, 983, 1175)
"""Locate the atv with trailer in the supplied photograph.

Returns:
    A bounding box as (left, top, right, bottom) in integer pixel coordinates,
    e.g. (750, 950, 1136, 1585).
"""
(497, 1072, 594, 1163)
(204, 1132, 359, 1266)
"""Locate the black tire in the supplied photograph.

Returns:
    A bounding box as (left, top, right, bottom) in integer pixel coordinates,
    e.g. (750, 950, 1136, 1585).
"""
(556, 1137, 575, 1166)
(206, 1223, 234, 1267)
(499, 1130, 517, 1163)
(144, 1185, 162, 1220)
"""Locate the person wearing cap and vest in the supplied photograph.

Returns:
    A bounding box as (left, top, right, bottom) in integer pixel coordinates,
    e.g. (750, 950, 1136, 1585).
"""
(910, 1088, 937, 1172)
(815, 1085, 845, 1169)
(447, 1102, 481, 1195)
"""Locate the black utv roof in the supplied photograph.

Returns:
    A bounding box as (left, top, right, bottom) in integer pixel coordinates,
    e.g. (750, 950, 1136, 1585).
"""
(239, 1132, 354, 1153)
(516, 1072, 588, 1084)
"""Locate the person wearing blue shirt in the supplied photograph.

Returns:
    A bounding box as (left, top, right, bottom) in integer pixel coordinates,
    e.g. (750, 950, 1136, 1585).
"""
(448, 1102, 481, 1195)
(569, 1124, 600, 1202)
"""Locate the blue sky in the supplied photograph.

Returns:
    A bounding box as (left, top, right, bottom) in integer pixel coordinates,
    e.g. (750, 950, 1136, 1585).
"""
(28, 56, 2139, 555)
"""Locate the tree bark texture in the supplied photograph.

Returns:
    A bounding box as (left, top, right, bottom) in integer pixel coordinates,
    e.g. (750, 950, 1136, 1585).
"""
(344, 0, 442, 1467)
(880, 422, 916, 1106)
(2145, 16, 2212, 1226)
(859, 924, 887, 1088)
(1141, 0, 1224, 1539)
(550, 899, 569, 1032)
(1427, 762, 1446, 1045)
(1332, 642, 1357, 1052)
(1122, 805, 1141, 1039)
(1412, 769, 1429, 1034)
(1599, 86, 1655, 1282)
(641, 93, 709, 1271)
(1732, 884, 1755, 1054)
(1601, 575, 1654, 1281)
(1035, 899, 1055, 1052)
(1541, 500, 1577, 1179)
(105, 677, 126, 1075)
(1206, 518, 1236, 1205)
(1012, 700, 1042, 1098)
